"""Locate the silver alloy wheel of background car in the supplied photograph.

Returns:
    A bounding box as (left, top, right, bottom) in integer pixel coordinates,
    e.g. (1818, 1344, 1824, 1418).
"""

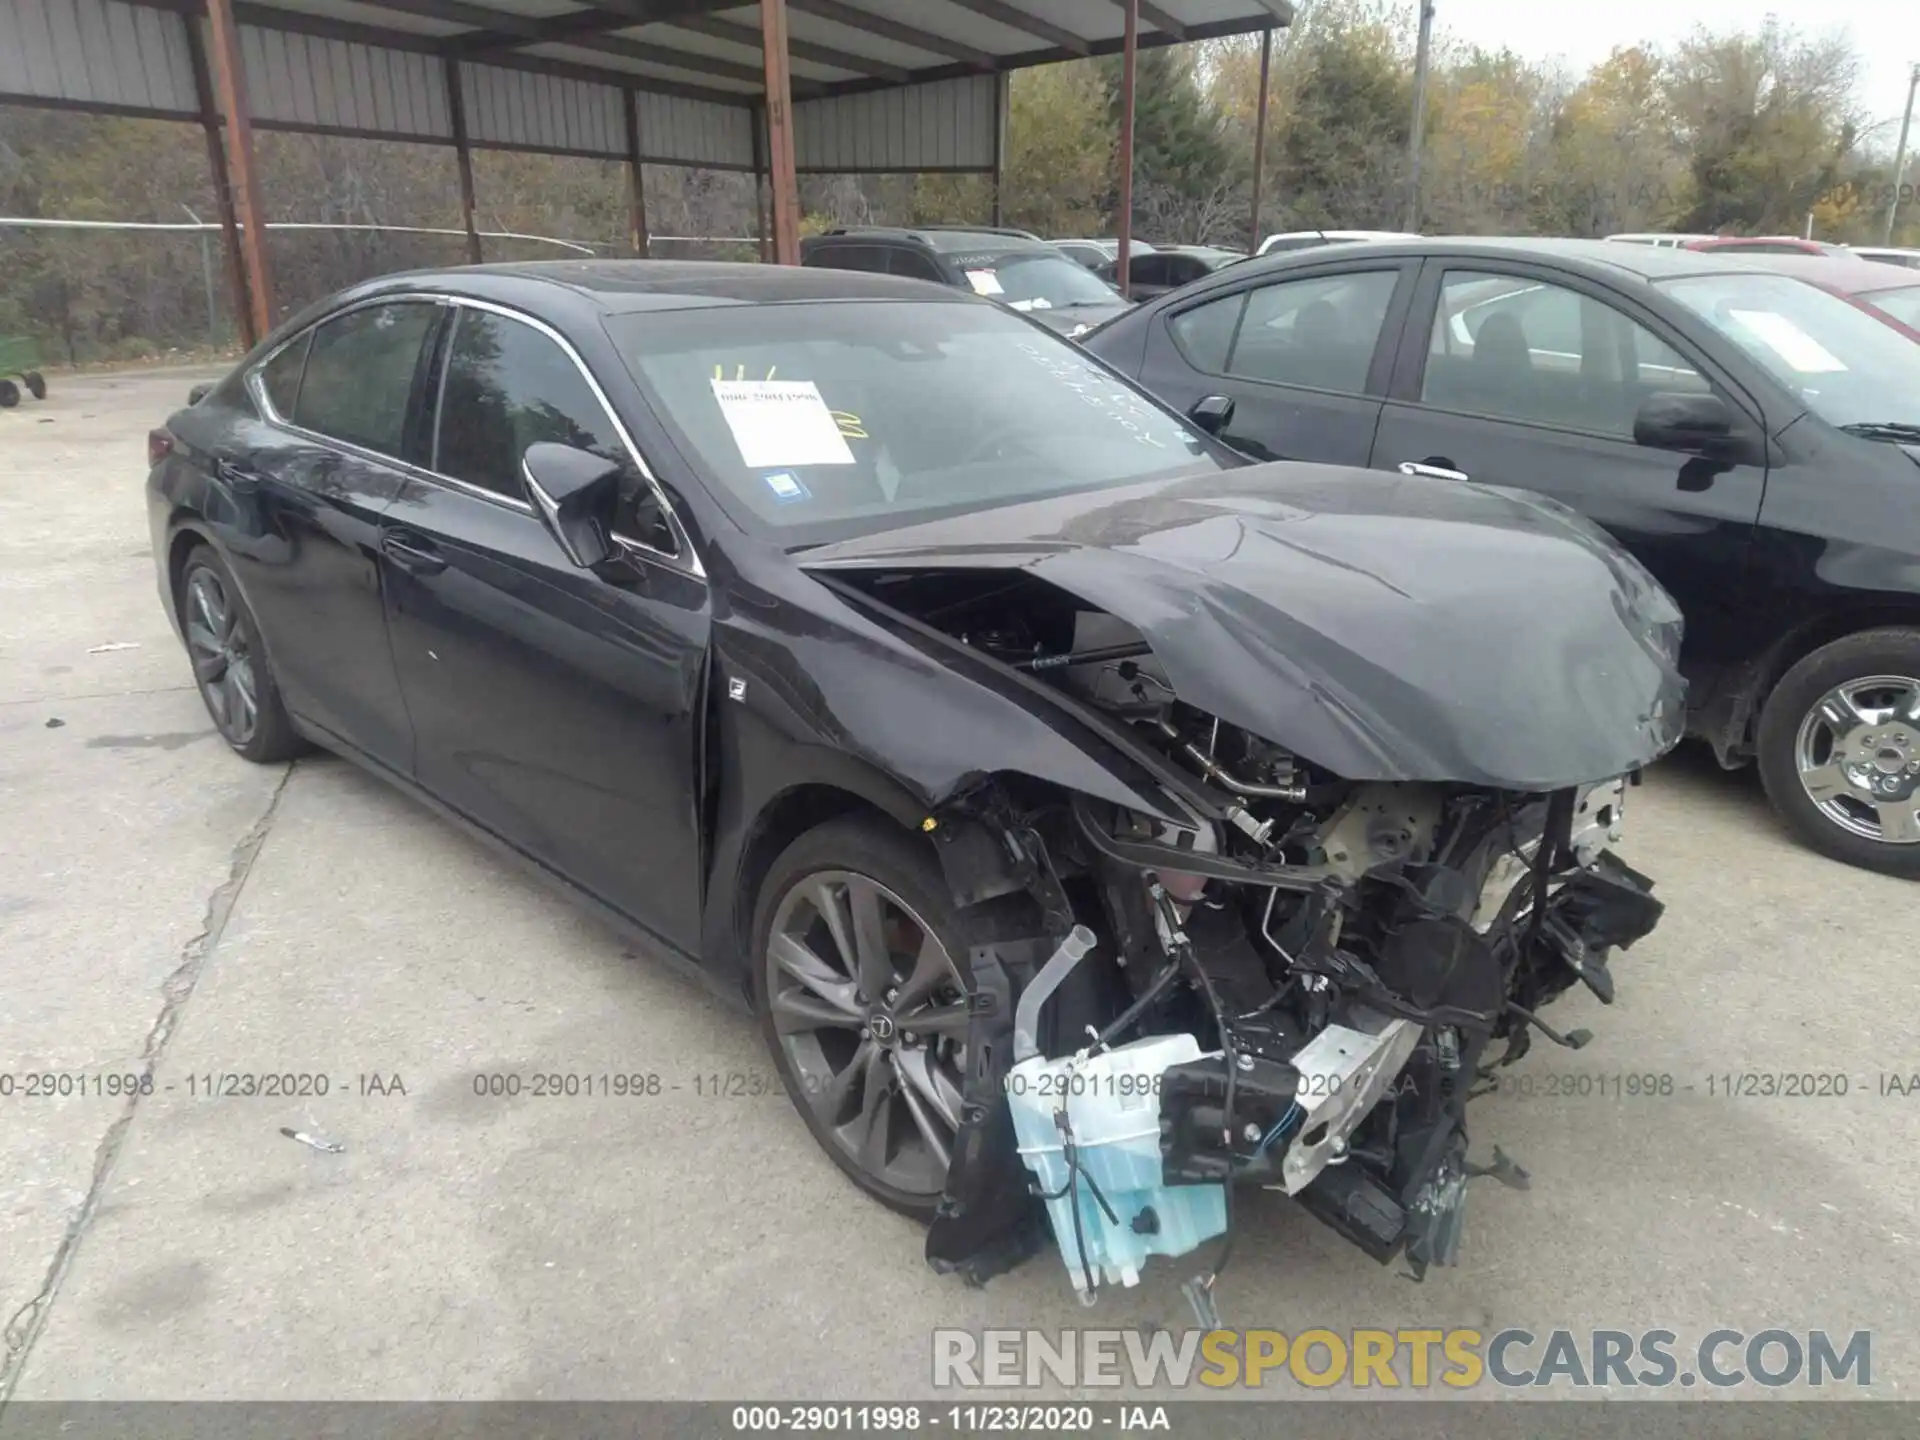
(1794, 674, 1920, 845)
(184, 566, 258, 747)
(765, 869, 970, 1200)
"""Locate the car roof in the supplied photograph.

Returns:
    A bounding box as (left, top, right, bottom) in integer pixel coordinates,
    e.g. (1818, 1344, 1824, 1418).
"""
(1225, 235, 1802, 283)
(805, 226, 1054, 256)
(1694, 252, 1920, 295)
(342, 259, 963, 313)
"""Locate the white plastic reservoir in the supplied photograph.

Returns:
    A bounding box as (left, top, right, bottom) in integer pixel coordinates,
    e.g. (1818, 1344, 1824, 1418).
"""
(1005, 1033, 1227, 1299)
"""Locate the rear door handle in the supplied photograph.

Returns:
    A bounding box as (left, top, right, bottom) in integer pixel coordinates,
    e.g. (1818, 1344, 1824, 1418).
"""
(380, 530, 448, 577)
(215, 457, 264, 494)
(1398, 461, 1471, 482)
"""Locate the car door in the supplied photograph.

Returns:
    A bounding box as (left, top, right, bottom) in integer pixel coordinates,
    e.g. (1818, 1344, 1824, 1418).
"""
(1134, 262, 1415, 464)
(377, 300, 711, 954)
(1371, 260, 1768, 668)
(221, 297, 439, 771)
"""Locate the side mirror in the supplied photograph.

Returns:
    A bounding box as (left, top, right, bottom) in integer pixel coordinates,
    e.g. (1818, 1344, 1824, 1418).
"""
(523, 442, 622, 569)
(188, 382, 214, 406)
(1633, 391, 1736, 454)
(1188, 395, 1235, 437)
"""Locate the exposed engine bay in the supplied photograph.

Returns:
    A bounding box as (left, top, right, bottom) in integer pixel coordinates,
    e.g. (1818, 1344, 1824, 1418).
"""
(822, 565, 1668, 1310)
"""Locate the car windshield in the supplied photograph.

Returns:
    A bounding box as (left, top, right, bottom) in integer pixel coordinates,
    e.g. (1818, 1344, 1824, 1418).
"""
(607, 300, 1219, 543)
(958, 252, 1119, 310)
(1660, 272, 1920, 429)
(1864, 283, 1920, 332)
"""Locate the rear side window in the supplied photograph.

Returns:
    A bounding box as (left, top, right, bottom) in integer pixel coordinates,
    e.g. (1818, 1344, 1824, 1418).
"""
(294, 302, 437, 458)
(1169, 293, 1245, 372)
(807, 244, 887, 274)
(257, 332, 310, 418)
(1220, 270, 1399, 394)
(887, 248, 945, 283)
(433, 307, 627, 501)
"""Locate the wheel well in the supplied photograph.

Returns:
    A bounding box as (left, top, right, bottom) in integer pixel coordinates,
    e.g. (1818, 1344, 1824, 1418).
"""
(166, 524, 208, 618)
(1729, 603, 1920, 757)
(727, 783, 925, 996)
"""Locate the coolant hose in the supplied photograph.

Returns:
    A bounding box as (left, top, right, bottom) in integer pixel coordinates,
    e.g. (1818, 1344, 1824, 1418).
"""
(1012, 924, 1098, 1064)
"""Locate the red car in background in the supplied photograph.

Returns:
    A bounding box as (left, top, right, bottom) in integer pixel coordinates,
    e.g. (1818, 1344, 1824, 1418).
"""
(1708, 253, 1920, 341)
(1685, 236, 1851, 257)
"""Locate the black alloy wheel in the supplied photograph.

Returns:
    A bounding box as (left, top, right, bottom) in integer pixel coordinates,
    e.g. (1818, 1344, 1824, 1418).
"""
(753, 818, 974, 1217)
(179, 546, 304, 763)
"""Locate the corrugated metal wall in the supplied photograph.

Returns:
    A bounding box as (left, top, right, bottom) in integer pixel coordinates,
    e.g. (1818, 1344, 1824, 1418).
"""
(0, 0, 996, 175)
(793, 74, 996, 172)
(244, 27, 451, 140)
(634, 90, 755, 169)
(0, 0, 197, 116)
(459, 63, 623, 157)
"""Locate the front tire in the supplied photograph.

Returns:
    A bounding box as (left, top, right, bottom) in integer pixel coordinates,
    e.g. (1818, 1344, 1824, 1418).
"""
(1757, 627, 1920, 877)
(752, 816, 973, 1219)
(178, 545, 305, 764)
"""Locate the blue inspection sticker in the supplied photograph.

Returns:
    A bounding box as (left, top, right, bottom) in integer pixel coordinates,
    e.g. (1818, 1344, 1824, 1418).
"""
(763, 470, 810, 502)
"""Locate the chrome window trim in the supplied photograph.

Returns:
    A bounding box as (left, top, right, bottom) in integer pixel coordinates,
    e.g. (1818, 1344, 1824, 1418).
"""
(244, 289, 705, 580)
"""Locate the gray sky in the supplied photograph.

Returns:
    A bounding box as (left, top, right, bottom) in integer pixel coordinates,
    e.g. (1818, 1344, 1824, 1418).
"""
(1431, 0, 1919, 151)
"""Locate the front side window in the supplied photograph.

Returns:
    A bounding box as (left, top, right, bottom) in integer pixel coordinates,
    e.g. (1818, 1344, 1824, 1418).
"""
(1423, 270, 1710, 438)
(433, 308, 626, 502)
(294, 302, 437, 457)
(257, 331, 310, 419)
(608, 299, 1219, 544)
(1661, 271, 1920, 431)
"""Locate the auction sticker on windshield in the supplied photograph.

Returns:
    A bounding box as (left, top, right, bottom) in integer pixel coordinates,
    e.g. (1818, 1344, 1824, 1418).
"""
(710, 379, 855, 467)
(965, 269, 1005, 296)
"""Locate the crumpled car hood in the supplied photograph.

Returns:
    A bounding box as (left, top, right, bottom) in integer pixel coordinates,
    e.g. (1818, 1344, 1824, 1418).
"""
(800, 464, 1686, 789)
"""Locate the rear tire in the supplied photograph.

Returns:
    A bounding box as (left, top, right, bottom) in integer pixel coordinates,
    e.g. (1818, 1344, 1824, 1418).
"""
(1757, 627, 1920, 878)
(23, 371, 45, 400)
(178, 544, 306, 764)
(752, 816, 972, 1220)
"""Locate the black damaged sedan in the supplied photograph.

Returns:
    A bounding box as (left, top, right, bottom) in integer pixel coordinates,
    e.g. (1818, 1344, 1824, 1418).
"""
(149, 261, 1673, 1297)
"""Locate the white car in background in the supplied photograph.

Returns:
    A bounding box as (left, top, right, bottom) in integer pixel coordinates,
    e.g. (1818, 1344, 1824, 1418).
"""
(1255, 229, 1420, 256)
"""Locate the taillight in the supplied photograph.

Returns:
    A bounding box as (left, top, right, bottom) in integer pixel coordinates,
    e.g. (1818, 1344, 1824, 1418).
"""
(148, 429, 174, 467)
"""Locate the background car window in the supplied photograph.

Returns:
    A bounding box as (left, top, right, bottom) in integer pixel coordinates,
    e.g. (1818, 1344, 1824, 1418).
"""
(434, 309, 627, 502)
(1867, 284, 1920, 330)
(258, 331, 310, 419)
(1168, 292, 1246, 372)
(1422, 270, 1708, 437)
(1129, 255, 1168, 287)
(886, 249, 945, 283)
(293, 302, 435, 457)
(1223, 270, 1398, 393)
(808, 244, 887, 274)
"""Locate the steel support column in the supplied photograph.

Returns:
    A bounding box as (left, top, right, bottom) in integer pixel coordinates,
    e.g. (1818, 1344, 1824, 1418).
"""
(1115, 0, 1138, 299)
(203, 0, 273, 340)
(758, 0, 801, 265)
(623, 88, 651, 257)
(182, 18, 254, 347)
(990, 69, 1009, 227)
(1248, 25, 1271, 255)
(751, 104, 770, 262)
(445, 57, 483, 265)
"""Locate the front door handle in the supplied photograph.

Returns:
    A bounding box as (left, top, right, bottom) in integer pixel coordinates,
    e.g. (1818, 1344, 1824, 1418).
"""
(380, 530, 448, 577)
(1398, 461, 1471, 482)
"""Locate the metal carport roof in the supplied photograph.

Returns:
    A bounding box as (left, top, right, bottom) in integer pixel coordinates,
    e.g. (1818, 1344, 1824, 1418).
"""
(0, 0, 1291, 339)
